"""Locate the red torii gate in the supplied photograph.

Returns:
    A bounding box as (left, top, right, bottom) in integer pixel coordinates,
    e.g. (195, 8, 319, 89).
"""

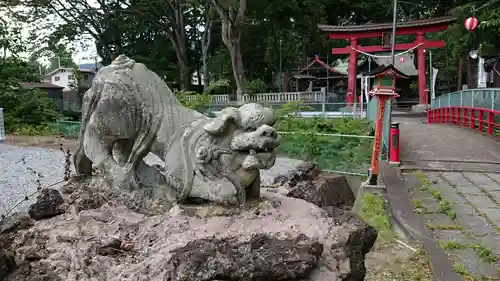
(318, 17, 454, 107)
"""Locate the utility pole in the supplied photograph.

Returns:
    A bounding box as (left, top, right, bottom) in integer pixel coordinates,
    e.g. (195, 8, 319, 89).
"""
(390, 0, 398, 65)
(279, 39, 283, 92)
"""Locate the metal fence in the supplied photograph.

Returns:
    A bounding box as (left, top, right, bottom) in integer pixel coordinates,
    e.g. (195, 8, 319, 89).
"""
(56, 120, 81, 139)
(431, 88, 500, 111)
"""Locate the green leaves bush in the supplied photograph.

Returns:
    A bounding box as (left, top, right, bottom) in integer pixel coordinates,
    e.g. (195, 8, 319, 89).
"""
(0, 58, 60, 135)
(276, 102, 373, 174)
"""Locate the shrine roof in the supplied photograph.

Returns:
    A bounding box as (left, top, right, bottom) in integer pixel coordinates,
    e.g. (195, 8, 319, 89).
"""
(365, 64, 409, 79)
(318, 17, 454, 32)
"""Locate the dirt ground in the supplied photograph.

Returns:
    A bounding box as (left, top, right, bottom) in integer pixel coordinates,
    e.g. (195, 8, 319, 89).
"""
(3, 135, 430, 280)
(3, 135, 77, 151)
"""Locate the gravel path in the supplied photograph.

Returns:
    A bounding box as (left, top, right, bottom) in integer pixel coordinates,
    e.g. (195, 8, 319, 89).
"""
(0, 144, 68, 216)
(0, 143, 302, 216)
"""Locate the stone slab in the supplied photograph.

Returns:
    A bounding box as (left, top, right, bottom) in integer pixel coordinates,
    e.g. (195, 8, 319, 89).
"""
(462, 194, 498, 209)
(464, 173, 500, 192)
(488, 190, 500, 204)
(440, 172, 483, 194)
(477, 207, 500, 226)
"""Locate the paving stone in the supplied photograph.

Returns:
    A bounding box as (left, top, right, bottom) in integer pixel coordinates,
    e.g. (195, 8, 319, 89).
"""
(477, 207, 500, 226)
(485, 173, 500, 185)
(450, 248, 498, 278)
(488, 190, 500, 203)
(434, 230, 471, 244)
(440, 172, 483, 194)
(462, 194, 499, 209)
(425, 213, 456, 226)
(453, 204, 495, 237)
(464, 173, 500, 192)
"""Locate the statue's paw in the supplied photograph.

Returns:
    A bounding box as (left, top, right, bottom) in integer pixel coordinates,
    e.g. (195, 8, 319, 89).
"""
(236, 191, 246, 206)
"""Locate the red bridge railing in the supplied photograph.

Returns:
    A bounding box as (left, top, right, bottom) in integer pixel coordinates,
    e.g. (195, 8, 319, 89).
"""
(427, 106, 500, 137)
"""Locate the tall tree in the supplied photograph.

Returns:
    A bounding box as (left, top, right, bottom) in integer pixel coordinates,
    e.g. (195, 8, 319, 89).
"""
(132, 0, 191, 90)
(211, 0, 247, 100)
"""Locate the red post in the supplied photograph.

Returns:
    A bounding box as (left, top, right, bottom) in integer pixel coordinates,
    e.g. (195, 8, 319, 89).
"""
(488, 111, 494, 135)
(368, 95, 390, 185)
(463, 108, 468, 127)
(347, 38, 358, 107)
(416, 33, 427, 105)
(389, 122, 400, 165)
(478, 110, 484, 132)
(457, 108, 461, 124)
(469, 108, 474, 129)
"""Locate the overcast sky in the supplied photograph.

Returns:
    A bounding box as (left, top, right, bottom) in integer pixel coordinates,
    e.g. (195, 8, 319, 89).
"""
(1, 6, 99, 65)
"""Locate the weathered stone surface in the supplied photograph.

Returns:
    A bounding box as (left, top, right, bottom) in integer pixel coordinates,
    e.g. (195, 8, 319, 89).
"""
(72, 55, 281, 208)
(0, 213, 33, 234)
(27, 189, 64, 220)
(166, 233, 322, 281)
(273, 161, 377, 281)
(0, 249, 16, 280)
(1, 179, 375, 281)
(274, 162, 357, 210)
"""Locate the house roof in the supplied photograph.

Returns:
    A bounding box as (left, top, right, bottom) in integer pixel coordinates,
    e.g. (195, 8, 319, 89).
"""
(300, 56, 343, 74)
(44, 66, 98, 78)
(79, 62, 103, 71)
(365, 64, 409, 79)
(318, 16, 454, 32)
(20, 82, 64, 89)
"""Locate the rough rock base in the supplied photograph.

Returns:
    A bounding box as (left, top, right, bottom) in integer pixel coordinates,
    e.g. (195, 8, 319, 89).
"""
(0, 161, 377, 281)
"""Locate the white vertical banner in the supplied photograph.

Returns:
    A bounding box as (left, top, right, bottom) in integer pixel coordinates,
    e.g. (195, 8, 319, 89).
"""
(0, 108, 4, 143)
(478, 56, 487, 88)
(431, 68, 438, 100)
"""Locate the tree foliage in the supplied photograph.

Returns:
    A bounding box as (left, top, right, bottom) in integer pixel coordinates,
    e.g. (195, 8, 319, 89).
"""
(3, 0, 500, 98)
(0, 19, 59, 133)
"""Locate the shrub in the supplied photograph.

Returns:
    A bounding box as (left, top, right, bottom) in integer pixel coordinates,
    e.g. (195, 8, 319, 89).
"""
(174, 91, 213, 114)
(275, 102, 373, 174)
(247, 79, 267, 94)
(204, 79, 231, 95)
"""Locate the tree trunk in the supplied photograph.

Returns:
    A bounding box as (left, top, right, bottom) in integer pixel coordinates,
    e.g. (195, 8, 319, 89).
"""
(211, 0, 247, 101)
(201, 18, 212, 89)
(457, 58, 463, 91)
(221, 22, 246, 101)
(178, 59, 190, 91)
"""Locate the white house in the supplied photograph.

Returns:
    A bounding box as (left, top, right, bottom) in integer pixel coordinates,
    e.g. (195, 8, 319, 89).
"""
(42, 65, 99, 112)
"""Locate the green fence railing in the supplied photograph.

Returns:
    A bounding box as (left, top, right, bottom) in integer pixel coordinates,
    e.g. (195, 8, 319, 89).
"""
(56, 120, 81, 139)
(366, 97, 391, 161)
(431, 88, 500, 111)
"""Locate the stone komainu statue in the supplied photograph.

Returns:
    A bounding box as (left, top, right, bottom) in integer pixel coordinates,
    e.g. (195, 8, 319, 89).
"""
(73, 55, 280, 205)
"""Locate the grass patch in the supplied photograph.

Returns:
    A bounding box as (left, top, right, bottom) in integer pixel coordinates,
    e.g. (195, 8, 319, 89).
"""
(437, 200, 457, 219)
(470, 243, 497, 263)
(359, 192, 392, 241)
(276, 115, 373, 175)
(368, 248, 434, 281)
(411, 170, 431, 190)
(426, 223, 464, 231)
(438, 241, 468, 251)
(453, 262, 469, 276)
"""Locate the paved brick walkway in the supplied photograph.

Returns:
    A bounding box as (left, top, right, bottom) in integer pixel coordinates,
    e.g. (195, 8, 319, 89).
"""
(395, 116, 500, 280)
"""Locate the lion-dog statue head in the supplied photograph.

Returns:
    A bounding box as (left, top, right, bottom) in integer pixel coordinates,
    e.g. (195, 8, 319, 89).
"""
(171, 102, 280, 206)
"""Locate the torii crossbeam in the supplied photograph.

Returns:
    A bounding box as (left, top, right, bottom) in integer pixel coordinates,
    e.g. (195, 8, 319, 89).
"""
(318, 17, 454, 107)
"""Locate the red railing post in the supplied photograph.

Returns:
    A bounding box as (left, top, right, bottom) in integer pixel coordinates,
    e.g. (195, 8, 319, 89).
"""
(441, 108, 445, 123)
(478, 110, 484, 132)
(469, 108, 476, 129)
(389, 122, 400, 165)
(463, 108, 466, 126)
(455, 107, 459, 124)
(488, 111, 494, 135)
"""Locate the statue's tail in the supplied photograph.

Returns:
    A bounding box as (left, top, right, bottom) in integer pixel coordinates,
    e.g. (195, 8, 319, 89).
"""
(73, 85, 100, 176)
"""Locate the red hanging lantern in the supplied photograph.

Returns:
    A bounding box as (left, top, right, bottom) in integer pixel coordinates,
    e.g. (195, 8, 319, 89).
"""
(464, 17, 479, 31)
(399, 57, 405, 63)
